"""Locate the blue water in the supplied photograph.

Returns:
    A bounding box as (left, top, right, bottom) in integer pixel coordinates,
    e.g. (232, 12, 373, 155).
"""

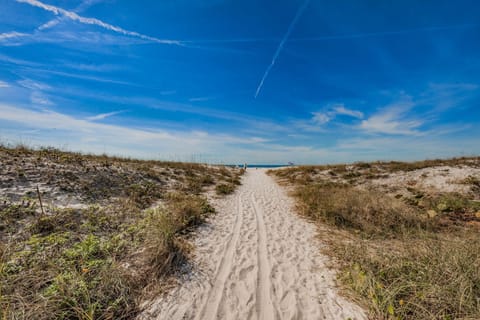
(227, 164, 290, 168)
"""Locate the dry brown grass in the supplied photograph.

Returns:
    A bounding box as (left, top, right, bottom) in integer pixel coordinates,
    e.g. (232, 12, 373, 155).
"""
(0, 145, 242, 319)
(335, 234, 480, 319)
(270, 159, 480, 319)
(0, 193, 216, 320)
(294, 183, 436, 237)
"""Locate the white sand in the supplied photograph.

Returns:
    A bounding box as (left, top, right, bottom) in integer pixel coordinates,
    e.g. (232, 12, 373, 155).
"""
(367, 166, 480, 197)
(140, 169, 366, 320)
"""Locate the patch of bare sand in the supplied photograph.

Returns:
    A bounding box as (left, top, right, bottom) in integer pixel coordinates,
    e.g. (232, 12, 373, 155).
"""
(366, 165, 480, 198)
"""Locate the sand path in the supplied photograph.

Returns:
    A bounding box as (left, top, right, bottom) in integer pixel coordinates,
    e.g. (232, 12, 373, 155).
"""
(140, 169, 366, 320)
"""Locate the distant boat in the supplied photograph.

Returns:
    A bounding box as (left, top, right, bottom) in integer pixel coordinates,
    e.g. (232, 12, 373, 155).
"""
(288, 162, 294, 166)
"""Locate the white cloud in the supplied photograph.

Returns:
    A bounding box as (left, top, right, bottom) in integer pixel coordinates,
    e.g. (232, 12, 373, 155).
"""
(0, 104, 271, 161)
(16, 0, 182, 45)
(311, 112, 331, 124)
(358, 100, 422, 135)
(0, 81, 10, 88)
(38, 19, 61, 31)
(306, 103, 364, 129)
(38, 0, 104, 31)
(86, 110, 126, 121)
(188, 96, 214, 102)
(333, 105, 364, 118)
(0, 31, 28, 41)
(336, 134, 480, 162)
(17, 79, 51, 90)
(17, 79, 54, 106)
(30, 91, 53, 106)
(62, 63, 120, 72)
(0, 53, 40, 67)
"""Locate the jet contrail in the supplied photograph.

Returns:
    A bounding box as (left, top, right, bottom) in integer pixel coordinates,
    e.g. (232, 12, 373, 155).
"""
(16, 0, 182, 45)
(289, 23, 479, 42)
(254, 0, 310, 98)
(179, 23, 478, 44)
(38, 0, 101, 31)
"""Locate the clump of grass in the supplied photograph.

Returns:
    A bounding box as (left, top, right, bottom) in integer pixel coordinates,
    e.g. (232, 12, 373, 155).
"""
(143, 194, 213, 278)
(126, 181, 162, 209)
(1, 230, 137, 319)
(0, 203, 36, 234)
(338, 235, 480, 319)
(461, 175, 480, 188)
(215, 183, 235, 195)
(164, 192, 215, 233)
(294, 183, 433, 237)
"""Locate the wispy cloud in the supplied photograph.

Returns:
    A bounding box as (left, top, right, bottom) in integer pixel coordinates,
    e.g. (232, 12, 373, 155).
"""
(0, 81, 10, 88)
(0, 31, 29, 41)
(30, 91, 53, 106)
(16, 0, 182, 45)
(358, 83, 479, 136)
(17, 79, 54, 106)
(311, 112, 332, 125)
(311, 103, 364, 125)
(20, 67, 135, 86)
(0, 103, 271, 161)
(254, 0, 310, 98)
(188, 96, 215, 102)
(17, 79, 51, 90)
(0, 53, 41, 66)
(359, 100, 423, 135)
(86, 110, 126, 121)
(37, 0, 101, 31)
(334, 105, 364, 118)
(61, 62, 120, 72)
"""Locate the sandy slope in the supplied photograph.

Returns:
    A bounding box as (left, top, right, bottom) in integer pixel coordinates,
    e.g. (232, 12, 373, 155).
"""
(140, 169, 366, 320)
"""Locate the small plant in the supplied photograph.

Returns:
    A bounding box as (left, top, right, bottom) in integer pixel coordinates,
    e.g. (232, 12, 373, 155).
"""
(215, 183, 235, 195)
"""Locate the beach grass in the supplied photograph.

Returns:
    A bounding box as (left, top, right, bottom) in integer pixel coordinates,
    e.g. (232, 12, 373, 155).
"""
(0, 145, 243, 319)
(270, 157, 480, 319)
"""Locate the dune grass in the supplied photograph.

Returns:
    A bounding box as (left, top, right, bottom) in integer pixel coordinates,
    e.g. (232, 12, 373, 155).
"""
(0, 145, 243, 319)
(270, 159, 480, 319)
(1, 195, 215, 319)
(294, 183, 437, 237)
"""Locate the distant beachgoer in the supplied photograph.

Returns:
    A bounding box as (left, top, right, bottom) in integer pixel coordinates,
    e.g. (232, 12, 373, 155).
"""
(244, 163, 247, 170)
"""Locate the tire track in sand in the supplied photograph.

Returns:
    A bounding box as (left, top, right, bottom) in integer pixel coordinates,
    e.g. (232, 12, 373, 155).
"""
(140, 169, 367, 320)
(196, 194, 243, 320)
(251, 193, 275, 320)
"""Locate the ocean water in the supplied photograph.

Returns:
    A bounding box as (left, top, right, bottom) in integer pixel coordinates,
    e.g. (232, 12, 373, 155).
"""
(227, 164, 290, 168)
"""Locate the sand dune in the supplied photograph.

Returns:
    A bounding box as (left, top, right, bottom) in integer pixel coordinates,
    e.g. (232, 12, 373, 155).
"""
(140, 169, 366, 320)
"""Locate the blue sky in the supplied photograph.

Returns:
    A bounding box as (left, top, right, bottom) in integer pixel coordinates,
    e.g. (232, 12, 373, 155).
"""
(0, 0, 479, 164)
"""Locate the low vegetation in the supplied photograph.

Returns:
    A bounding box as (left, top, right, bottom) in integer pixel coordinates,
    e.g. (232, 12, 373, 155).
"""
(294, 183, 436, 237)
(0, 144, 243, 319)
(270, 157, 480, 319)
(215, 183, 236, 195)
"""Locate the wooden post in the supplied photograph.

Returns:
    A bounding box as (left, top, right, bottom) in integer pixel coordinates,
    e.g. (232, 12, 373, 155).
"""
(36, 185, 45, 217)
